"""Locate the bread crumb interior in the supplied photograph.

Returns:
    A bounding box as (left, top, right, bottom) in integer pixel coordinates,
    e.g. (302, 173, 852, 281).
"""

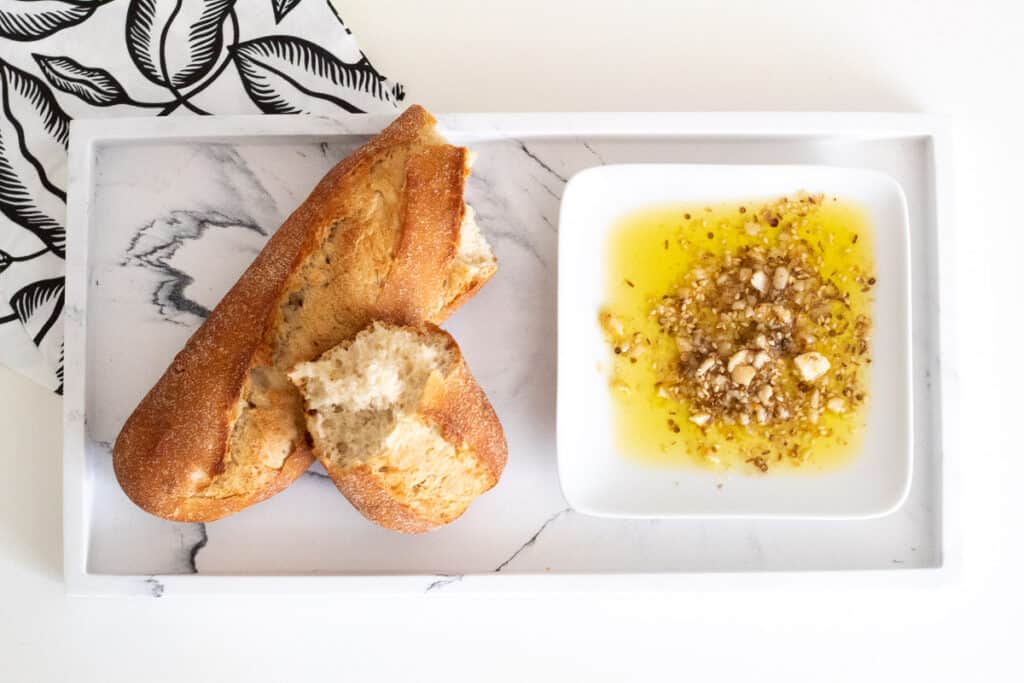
(289, 322, 453, 464)
(289, 322, 491, 522)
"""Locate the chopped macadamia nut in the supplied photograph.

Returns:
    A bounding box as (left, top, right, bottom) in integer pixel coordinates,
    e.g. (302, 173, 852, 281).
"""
(773, 266, 789, 291)
(727, 349, 751, 372)
(774, 306, 793, 325)
(731, 364, 756, 387)
(827, 397, 846, 413)
(600, 311, 625, 338)
(794, 352, 830, 382)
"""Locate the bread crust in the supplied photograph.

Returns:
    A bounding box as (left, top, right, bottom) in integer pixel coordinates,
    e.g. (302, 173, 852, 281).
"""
(113, 106, 495, 522)
(375, 145, 467, 323)
(320, 325, 508, 533)
(330, 464, 438, 534)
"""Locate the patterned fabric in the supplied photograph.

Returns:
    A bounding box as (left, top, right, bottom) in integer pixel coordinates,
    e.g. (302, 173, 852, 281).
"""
(0, 0, 404, 393)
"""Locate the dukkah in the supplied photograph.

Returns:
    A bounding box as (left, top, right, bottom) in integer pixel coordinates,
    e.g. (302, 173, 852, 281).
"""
(601, 192, 876, 474)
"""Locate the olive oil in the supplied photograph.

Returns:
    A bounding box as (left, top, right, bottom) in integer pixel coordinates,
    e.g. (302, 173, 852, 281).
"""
(603, 196, 875, 474)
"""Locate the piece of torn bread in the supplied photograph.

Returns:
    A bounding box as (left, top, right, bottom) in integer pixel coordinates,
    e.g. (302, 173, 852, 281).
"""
(113, 105, 497, 522)
(289, 321, 507, 533)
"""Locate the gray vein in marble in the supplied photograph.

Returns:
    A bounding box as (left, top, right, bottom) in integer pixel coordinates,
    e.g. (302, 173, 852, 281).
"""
(505, 360, 536, 402)
(144, 577, 164, 598)
(517, 141, 568, 183)
(121, 211, 265, 326)
(486, 227, 546, 266)
(472, 174, 558, 242)
(187, 523, 208, 574)
(529, 175, 563, 201)
(424, 575, 464, 593)
(582, 141, 606, 165)
(429, 506, 573, 587)
(468, 180, 555, 264)
(465, 167, 502, 205)
(199, 146, 279, 223)
(494, 507, 572, 573)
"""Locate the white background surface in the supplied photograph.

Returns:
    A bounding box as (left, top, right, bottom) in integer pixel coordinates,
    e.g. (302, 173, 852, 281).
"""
(1, 0, 1020, 680)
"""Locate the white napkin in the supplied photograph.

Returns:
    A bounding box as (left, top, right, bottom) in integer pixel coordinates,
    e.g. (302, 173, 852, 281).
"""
(0, 0, 405, 393)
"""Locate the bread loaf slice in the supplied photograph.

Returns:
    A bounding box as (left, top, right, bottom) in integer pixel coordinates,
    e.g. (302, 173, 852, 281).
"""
(288, 321, 507, 532)
(113, 106, 497, 522)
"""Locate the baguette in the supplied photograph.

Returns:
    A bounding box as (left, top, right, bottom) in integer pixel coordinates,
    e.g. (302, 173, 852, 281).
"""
(113, 106, 497, 522)
(288, 321, 507, 533)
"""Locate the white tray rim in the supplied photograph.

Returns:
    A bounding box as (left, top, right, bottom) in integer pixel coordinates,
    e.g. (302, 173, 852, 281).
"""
(63, 111, 956, 596)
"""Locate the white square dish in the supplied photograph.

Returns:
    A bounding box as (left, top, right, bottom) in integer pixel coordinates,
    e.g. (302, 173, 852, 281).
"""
(557, 164, 912, 519)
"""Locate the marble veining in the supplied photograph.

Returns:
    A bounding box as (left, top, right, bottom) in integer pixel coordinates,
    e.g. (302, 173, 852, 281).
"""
(424, 575, 463, 593)
(121, 210, 266, 325)
(188, 524, 208, 573)
(144, 577, 164, 598)
(494, 508, 573, 573)
(69, 118, 946, 587)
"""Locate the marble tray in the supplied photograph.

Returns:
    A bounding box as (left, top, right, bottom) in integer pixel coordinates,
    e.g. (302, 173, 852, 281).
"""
(64, 112, 955, 596)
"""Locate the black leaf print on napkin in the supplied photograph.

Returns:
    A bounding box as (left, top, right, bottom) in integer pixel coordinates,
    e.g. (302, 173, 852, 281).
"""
(55, 339, 63, 394)
(0, 0, 403, 395)
(126, 0, 236, 89)
(0, 247, 48, 274)
(0, 0, 99, 41)
(271, 0, 302, 24)
(231, 36, 401, 115)
(33, 54, 132, 107)
(11, 276, 63, 345)
(0, 59, 69, 257)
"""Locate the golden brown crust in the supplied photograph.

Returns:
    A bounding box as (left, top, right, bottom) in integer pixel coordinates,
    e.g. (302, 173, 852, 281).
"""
(421, 349, 508, 483)
(330, 464, 437, 534)
(175, 445, 315, 522)
(320, 324, 507, 533)
(435, 270, 496, 321)
(113, 105, 492, 522)
(375, 145, 468, 323)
